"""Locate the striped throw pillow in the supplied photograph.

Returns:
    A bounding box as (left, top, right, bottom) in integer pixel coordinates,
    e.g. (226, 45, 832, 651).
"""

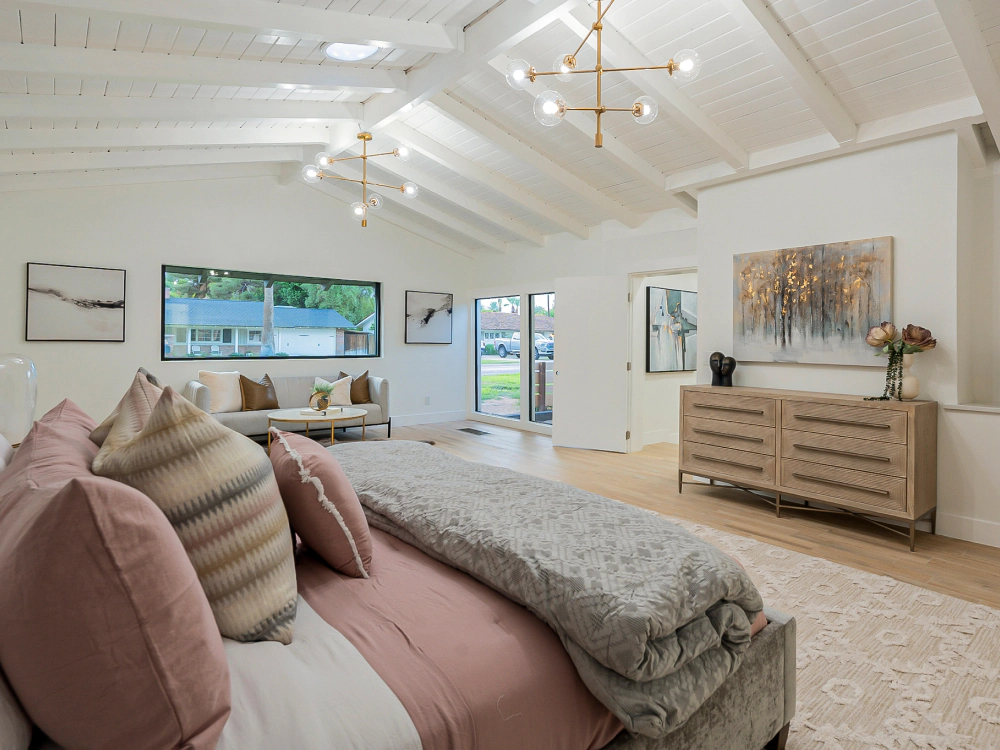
(92, 387, 297, 644)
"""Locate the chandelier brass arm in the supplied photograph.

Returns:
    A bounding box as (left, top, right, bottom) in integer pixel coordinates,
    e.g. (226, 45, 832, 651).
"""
(504, 0, 701, 147)
(301, 132, 419, 227)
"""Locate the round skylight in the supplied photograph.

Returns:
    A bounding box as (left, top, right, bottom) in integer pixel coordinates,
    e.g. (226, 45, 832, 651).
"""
(322, 42, 380, 62)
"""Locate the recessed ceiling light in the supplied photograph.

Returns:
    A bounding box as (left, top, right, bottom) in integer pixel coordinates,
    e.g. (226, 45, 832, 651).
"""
(322, 42, 380, 62)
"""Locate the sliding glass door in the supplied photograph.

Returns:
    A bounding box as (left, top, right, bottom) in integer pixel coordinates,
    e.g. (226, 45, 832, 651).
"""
(530, 293, 555, 425)
(476, 297, 521, 420)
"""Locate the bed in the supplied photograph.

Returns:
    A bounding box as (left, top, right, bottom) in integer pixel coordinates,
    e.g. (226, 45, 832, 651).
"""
(30, 440, 795, 750)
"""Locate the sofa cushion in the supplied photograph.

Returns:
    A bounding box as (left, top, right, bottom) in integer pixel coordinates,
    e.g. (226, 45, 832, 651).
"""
(340, 370, 373, 404)
(90, 369, 163, 449)
(198, 370, 243, 413)
(92, 388, 298, 644)
(0, 403, 231, 750)
(269, 430, 372, 577)
(240, 374, 279, 411)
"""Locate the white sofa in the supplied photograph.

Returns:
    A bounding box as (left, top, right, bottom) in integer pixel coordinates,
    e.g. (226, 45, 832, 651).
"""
(182, 375, 390, 439)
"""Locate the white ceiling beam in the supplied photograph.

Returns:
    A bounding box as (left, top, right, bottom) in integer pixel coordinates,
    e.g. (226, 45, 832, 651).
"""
(363, 0, 589, 132)
(355, 149, 546, 246)
(0, 161, 279, 193)
(560, 9, 748, 171)
(384, 121, 591, 239)
(717, 0, 857, 144)
(329, 160, 508, 253)
(0, 0, 462, 54)
(488, 55, 694, 217)
(303, 178, 477, 259)
(0, 146, 303, 174)
(933, 0, 1000, 147)
(0, 42, 405, 93)
(956, 123, 988, 168)
(0, 94, 362, 122)
(0, 126, 336, 150)
(666, 96, 985, 193)
(428, 93, 644, 228)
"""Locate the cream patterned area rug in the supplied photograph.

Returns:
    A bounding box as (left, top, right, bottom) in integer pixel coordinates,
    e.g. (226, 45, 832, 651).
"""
(676, 520, 1000, 750)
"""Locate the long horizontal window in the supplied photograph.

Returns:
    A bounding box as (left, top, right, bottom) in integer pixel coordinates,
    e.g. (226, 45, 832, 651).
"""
(162, 265, 380, 361)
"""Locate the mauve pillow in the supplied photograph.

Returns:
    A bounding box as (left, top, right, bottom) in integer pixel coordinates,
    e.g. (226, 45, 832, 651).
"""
(0, 403, 231, 750)
(269, 429, 372, 577)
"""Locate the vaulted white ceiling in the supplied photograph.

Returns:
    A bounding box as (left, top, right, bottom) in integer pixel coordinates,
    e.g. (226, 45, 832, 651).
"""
(1, 0, 997, 256)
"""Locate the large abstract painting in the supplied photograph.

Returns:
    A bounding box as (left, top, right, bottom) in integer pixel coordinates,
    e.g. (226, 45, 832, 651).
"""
(733, 237, 893, 366)
(26, 262, 126, 342)
(647, 287, 697, 373)
(405, 290, 453, 344)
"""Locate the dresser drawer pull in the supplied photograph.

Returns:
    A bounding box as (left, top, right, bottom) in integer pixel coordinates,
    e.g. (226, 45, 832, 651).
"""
(796, 414, 891, 429)
(694, 428, 764, 443)
(692, 403, 765, 416)
(691, 454, 764, 472)
(793, 444, 891, 462)
(791, 473, 891, 496)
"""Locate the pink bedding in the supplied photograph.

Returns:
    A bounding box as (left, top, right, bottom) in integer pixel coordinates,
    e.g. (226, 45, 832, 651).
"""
(297, 527, 624, 750)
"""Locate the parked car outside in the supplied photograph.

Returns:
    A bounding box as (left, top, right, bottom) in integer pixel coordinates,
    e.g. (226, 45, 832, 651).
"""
(495, 332, 554, 359)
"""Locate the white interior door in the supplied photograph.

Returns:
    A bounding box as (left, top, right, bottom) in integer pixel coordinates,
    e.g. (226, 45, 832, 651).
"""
(552, 275, 629, 452)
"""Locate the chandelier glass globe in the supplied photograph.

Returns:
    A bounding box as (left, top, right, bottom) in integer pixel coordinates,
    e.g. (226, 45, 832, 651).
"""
(402, 181, 419, 198)
(368, 194, 384, 210)
(533, 90, 566, 127)
(505, 59, 533, 90)
(672, 49, 702, 81)
(315, 151, 333, 168)
(350, 202, 367, 221)
(554, 55, 576, 82)
(301, 164, 321, 183)
(394, 145, 411, 161)
(633, 96, 659, 125)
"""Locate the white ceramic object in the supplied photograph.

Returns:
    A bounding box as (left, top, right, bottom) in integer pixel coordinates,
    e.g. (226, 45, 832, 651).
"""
(900, 352, 920, 400)
(0, 354, 38, 445)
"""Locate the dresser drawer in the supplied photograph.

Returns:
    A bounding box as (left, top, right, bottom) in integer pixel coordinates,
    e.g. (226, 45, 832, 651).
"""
(684, 416, 775, 456)
(683, 391, 776, 427)
(782, 429, 907, 477)
(682, 443, 776, 485)
(781, 459, 907, 513)
(783, 401, 907, 444)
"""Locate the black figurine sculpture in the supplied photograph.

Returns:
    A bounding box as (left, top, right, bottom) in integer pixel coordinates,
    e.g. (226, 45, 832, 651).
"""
(710, 352, 737, 387)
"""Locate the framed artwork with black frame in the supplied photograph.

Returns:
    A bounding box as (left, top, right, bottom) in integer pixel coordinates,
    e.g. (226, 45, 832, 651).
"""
(25, 262, 126, 343)
(646, 286, 697, 373)
(405, 290, 453, 345)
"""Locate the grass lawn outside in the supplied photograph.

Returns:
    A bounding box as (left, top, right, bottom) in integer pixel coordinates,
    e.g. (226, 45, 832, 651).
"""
(480, 373, 521, 402)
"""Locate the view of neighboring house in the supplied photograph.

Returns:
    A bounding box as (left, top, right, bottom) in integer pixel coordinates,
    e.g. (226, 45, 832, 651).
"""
(479, 311, 554, 343)
(163, 298, 359, 358)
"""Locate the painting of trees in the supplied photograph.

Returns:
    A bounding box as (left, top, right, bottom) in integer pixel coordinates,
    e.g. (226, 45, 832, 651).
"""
(733, 237, 892, 366)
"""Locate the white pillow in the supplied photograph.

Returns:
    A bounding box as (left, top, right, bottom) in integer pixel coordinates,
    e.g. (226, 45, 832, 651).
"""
(0, 433, 13, 474)
(198, 371, 242, 414)
(0, 672, 32, 750)
(314, 376, 352, 407)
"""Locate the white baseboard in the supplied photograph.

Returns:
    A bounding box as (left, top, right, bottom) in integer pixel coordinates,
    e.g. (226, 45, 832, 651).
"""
(390, 410, 467, 428)
(936, 512, 1000, 548)
(643, 429, 679, 446)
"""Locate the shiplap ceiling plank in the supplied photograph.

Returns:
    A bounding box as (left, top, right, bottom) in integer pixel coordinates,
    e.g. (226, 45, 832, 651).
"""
(428, 92, 644, 228)
(0, 145, 304, 173)
(0, 94, 362, 121)
(0, 126, 337, 149)
(933, 0, 1000, 144)
(0, 0, 463, 53)
(0, 42, 406, 92)
(384, 120, 590, 238)
(717, 0, 858, 144)
(0, 162, 282, 191)
(560, 7, 749, 171)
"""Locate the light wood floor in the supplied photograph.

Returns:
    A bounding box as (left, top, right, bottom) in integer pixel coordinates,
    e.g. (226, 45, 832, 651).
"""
(346, 419, 1000, 609)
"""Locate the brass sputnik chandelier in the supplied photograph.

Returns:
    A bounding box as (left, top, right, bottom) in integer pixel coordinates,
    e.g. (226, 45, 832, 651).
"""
(301, 132, 419, 227)
(504, 0, 702, 147)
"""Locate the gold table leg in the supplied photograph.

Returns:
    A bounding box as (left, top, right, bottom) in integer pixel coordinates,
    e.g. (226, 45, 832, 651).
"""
(331, 421, 336, 445)
(362, 415, 366, 441)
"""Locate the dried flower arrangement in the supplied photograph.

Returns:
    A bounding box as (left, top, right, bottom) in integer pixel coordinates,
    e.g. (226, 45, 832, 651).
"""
(864, 323, 937, 401)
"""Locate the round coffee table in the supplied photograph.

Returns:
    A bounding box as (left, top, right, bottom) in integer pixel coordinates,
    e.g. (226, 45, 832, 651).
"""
(267, 407, 368, 451)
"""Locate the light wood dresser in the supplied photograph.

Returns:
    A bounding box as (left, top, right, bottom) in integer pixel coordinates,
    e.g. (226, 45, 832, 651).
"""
(678, 385, 937, 550)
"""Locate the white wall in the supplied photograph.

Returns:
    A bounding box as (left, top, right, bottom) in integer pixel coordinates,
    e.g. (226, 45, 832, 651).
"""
(0, 175, 472, 436)
(698, 132, 1000, 547)
(632, 272, 697, 447)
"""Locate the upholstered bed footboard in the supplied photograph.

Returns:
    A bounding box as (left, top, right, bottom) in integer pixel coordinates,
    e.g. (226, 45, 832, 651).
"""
(605, 608, 795, 750)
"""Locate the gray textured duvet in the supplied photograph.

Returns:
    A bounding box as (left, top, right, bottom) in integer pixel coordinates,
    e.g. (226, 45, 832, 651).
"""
(331, 441, 764, 738)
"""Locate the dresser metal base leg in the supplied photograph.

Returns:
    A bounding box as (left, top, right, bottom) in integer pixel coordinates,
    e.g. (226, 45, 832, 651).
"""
(909, 522, 916, 552)
(677, 471, 683, 494)
(775, 494, 781, 518)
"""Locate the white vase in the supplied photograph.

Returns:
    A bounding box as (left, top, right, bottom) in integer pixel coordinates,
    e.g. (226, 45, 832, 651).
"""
(0, 354, 38, 445)
(899, 352, 920, 400)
